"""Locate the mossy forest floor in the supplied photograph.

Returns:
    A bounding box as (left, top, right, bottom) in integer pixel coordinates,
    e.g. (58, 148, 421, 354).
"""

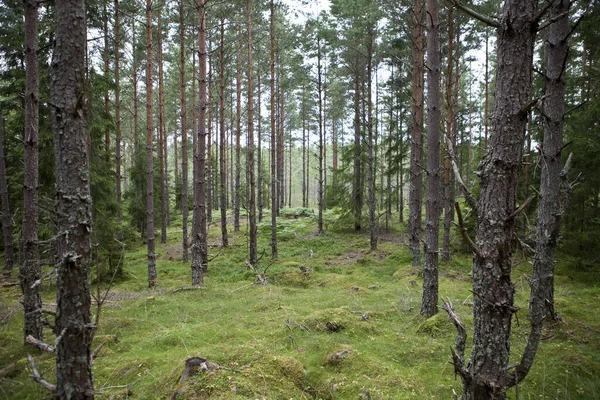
(1, 209, 600, 399)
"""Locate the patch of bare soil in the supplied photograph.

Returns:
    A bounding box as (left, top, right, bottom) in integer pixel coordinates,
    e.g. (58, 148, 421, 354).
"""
(324, 251, 365, 267)
(378, 231, 408, 246)
(369, 250, 390, 261)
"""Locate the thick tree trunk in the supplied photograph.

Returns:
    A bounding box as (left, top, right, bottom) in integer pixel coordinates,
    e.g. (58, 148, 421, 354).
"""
(158, 5, 167, 244)
(180, 0, 189, 262)
(421, 0, 441, 318)
(20, 0, 43, 341)
(452, 1, 537, 398)
(114, 0, 123, 243)
(270, 0, 278, 259)
(219, 19, 228, 248)
(247, 0, 257, 265)
(191, 0, 208, 285)
(145, 0, 157, 288)
(51, 0, 94, 395)
(409, 0, 424, 266)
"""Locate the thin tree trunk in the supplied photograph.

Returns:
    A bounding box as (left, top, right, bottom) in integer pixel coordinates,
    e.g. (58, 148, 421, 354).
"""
(21, 0, 42, 340)
(158, 4, 167, 244)
(257, 70, 263, 222)
(353, 69, 362, 231)
(270, 0, 278, 259)
(191, 0, 208, 284)
(278, 68, 285, 212)
(145, 0, 157, 288)
(51, 0, 94, 395)
(180, 0, 189, 262)
(421, 0, 441, 318)
(115, 0, 123, 243)
(386, 64, 394, 231)
(207, 48, 213, 223)
(132, 18, 139, 150)
(219, 19, 228, 247)
(103, 2, 110, 162)
(247, 0, 257, 265)
(0, 109, 15, 279)
(367, 27, 377, 251)
(317, 37, 324, 235)
(234, 40, 242, 232)
(302, 93, 307, 208)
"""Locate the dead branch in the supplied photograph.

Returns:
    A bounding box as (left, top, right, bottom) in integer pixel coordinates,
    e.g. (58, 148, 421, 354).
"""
(27, 354, 56, 393)
(91, 340, 106, 363)
(447, 0, 500, 28)
(25, 335, 55, 353)
(508, 194, 536, 220)
(207, 249, 222, 262)
(170, 286, 207, 294)
(441, 298, 469, 380)
(444, 133, 478, 212)
(454, 202, 482, 259)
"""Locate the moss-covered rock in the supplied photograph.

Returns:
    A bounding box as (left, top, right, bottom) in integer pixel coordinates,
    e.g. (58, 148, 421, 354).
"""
(274, 356, 305, 386)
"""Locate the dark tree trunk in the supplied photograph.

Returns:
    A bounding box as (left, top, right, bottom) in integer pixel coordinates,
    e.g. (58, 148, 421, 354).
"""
(317, 37, 324, 235)
(145, 0, 157, 288)
(449, 1, 538, 398)
(409, 0, 424, 267)
(302, 93, 307, 208)
(421, 0, 441, 318)
(207, 49, 213, 223)
(158, 4, 167, 244)
(247, 0, 257, 265)
(219, 19, 228, 248)
(114, 0, 123, 243)
(132, 18, 139, 150)
(270, 0, 278, 259)
(367, 27, 377, 251)
(20, 0, 43, 341)
(180, 0, 189, 262)
(0, 108, 15, 279)
(191, 0, 208, 285)
(51, 0, 94, 395)
(257, 71, 263, 222)
(353, 69, 362, 232)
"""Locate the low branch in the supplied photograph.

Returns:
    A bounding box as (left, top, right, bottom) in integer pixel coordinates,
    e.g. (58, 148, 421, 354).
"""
(537, 10, 570, 32)
(27, 354, 56, 393)
(91, 340, 106, 363)
(444, 133, 478, 212)
(534, 0, 555, 23)
(519, 94, 550, 118)
(448, 0, 500, 28)
(170, 286, 207, 294)
(441, 298, 469, 380)
(25, 335, 55, 353)
(454, 202, 482, 259)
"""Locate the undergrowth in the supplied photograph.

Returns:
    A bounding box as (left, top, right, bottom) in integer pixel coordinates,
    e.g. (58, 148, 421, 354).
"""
(1, 209, 599, 399)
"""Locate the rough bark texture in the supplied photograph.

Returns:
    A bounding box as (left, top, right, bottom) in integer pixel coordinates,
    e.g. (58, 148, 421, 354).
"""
(512, 0, 572, 386)
(51, 0, 95, 396)
(353, 71, 362, 232)
(191, 0, 207, 285)
(180, 0, 188, 262)
(421, 0, 441, 318)
(114, 0, 123, 242)
(145, 0, 157, 288)
(247, 0, 257, 265)
(158, 5, 167, 244)
(207, 51, 213, 223)
(219, 19, 228, 248)
(408, 0, 424, 267)
(317, 37, 324, 235)
(270, 0, 278, 259)
(21, 0, 43, 340)
(455, 1, 537, 398)
(367, 27, 377, 251)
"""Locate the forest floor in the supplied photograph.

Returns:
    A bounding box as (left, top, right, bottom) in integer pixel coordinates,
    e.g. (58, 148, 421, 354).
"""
(1, 208, 600, 399)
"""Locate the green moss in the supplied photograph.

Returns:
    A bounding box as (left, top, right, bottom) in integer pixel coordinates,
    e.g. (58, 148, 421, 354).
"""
(415, 312, 454, 338)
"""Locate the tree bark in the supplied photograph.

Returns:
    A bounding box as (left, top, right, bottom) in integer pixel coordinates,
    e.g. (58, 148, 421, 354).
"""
(452, 1, 538, 397)
(353, 68, 362, 232)
(219, 18, 228, 248)
(207, 48, 213, 223)
(114, 0, 123, 243)
(145, 0, 157, 288)
(158, 4, 167, 244)
(421, 0, 441, 318)
(257, 70, 263, 221)
(247, 0, 257, 265)
(317, 36, 324, 235)
(21, 0, 43, 340)
(51, 0, 95, 395)
(180, 0, 189, 262)
(0, 108, 15, 279)
(409, 0, 424, 266)
(234, 39, 242, 232)
(191, 0, 208, 285)
(270, 0, 278, 259)
(367, 26, 377, 251)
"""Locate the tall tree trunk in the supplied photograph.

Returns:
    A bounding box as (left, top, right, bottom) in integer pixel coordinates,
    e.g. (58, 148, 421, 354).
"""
(247, 0, 257, 265)
(442, 4, 455, 263)
(270, 0, 278, 259)
(132, 18, 139, 150)
(21, 0, 42, 340)
(219, 18, 228, 247)
(302, 93, 307, 208)
(257, 70, 263, 222)
(409, 0, 424, 267)
(0, 108, 15, 279)
(317, 37, 324, 235)
(367, 27, 377, 251)
(399, 108, 404, 222)
(191, 0, 208, 284)
(51, 0, 95, 395)
(529, 0, 571, 337)
(277, 68, 285, 212)
(180, 0, 189, 262)
(447, 1, 538, 397)
(386, 64, 394, 231)
(353, 68, 362, 231)
(145, 0, 157, 288)
(421, 0, 441, 318)
(332, 115, 338, 193)
(103, 2, 110, 163)
(234, 40, 242, 232)
(158, 4, 167, 244)
(207, 49, 213, 223)
(115, 0, 123, 243)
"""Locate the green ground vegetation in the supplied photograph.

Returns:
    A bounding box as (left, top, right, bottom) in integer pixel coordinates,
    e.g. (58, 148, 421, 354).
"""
(1, 210, 599, 399)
